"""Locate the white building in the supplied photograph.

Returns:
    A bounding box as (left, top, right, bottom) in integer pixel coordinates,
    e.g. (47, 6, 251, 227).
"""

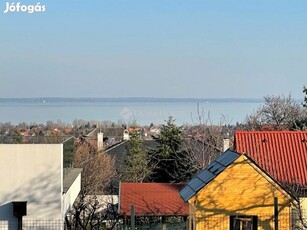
(0, 137, 81, 229)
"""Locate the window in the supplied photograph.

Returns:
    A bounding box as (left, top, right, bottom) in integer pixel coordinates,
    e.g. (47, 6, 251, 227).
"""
(230, 215, 258, 230)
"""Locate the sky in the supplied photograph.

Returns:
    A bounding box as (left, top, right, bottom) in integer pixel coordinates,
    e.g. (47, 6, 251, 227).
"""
(0, 0, 306, 99)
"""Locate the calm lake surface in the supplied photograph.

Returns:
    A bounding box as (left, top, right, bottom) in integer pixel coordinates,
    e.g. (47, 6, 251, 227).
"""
(0, 98, 263, 125)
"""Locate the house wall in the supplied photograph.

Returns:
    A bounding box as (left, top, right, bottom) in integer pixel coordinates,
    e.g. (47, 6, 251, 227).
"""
(300, 198, 307, 214)
(189, 156, 293, 230)
(62, 173, 81, 218)
(0, 144, 63, 224)
(293, 197, 307, 228)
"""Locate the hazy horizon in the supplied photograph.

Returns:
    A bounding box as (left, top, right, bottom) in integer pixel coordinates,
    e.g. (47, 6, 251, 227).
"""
(0, 96, 264, 100)
(0, 99, 264, 125)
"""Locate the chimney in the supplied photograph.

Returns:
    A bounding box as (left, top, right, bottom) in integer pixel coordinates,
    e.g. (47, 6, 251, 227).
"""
(97, 132, 104, 151)
(123, 130, 130, 140)
(223, 138, 230, 152)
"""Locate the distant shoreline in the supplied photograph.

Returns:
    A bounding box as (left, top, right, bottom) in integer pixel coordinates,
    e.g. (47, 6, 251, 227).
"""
(0, 97, 265, 104)
(0, 97, 278, 125)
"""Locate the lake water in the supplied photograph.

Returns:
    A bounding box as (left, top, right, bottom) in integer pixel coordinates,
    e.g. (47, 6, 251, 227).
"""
(0, 98, 263, 126)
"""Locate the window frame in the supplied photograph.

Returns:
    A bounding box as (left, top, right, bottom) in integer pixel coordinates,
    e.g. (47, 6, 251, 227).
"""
(229, 215, 258, 230)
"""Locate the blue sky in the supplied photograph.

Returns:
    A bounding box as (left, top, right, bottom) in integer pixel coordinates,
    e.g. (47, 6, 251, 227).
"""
(0, 0, 306, 99)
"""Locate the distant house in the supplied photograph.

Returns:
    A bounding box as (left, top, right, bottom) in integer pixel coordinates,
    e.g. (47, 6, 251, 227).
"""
(106, 136, 221, 177)
(0, 137, 82, 229)
(101, 127, 126, 143)
(63, 127, 73, 135)
(149, 126, 160, 134)
(105, 140, 160, 176)
(180, 150, 294, 230)
(119, 182, 188, 228)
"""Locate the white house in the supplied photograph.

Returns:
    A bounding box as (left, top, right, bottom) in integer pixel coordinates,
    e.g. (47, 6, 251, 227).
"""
(0, 137, 81, 229)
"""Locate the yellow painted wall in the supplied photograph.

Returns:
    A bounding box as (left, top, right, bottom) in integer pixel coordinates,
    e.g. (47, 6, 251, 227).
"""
(188, 155, 293, 230)
(300, 198, 307, 217)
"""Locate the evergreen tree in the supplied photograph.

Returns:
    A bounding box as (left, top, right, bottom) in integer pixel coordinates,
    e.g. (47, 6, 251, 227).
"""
(151, 116, 197, 182)
(159, 116, 183, 157)
(121, 126, 151, 182)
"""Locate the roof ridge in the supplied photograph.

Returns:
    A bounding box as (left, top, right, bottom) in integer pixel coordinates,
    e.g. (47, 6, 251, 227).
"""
(236, 130, 307, 133)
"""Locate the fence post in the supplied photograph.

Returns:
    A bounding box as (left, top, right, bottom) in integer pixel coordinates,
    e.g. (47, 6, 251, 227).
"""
(131, 204, 135, 230)
(274, 197, 278, 230)
(17, 217, 22, 230)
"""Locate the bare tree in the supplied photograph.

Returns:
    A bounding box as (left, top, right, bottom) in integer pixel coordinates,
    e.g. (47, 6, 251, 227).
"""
(183, 125, 225, 170)
(183, 105, 232, 171)
(66, 194, 119, 230)
(73, 140, 116, 194)
(66, 139, 119, 229)
(244, 94, 304, 130)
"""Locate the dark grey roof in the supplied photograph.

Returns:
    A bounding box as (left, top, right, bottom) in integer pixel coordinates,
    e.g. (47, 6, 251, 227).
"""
(105, 140, 160, 169)
(179, 150, 240, 202)
(104, 140, 160, 193)
(63, 168, 82, 193)
(90, 127, 125, 142)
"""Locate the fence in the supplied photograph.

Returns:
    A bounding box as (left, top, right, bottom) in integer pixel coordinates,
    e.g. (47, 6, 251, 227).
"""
(0, 212, 306, 230)
(0, 220, 64, 230)
(117, 211, 307, 230)
(117, 222, 186, 230)
(117, 215, 187, 230)
(190, 211, 299, 230)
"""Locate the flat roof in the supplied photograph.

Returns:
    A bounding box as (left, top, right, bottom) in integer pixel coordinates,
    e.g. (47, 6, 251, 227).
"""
(0, 135, 73, 144)
(63, 168, 82, 193)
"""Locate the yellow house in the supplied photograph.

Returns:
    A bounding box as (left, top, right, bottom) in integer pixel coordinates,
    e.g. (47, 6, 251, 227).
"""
(180, 150, 295, 230)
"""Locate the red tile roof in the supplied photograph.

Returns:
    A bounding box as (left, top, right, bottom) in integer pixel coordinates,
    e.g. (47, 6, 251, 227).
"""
(119, 183, 189, 216)
(235, 131, 307, 187)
